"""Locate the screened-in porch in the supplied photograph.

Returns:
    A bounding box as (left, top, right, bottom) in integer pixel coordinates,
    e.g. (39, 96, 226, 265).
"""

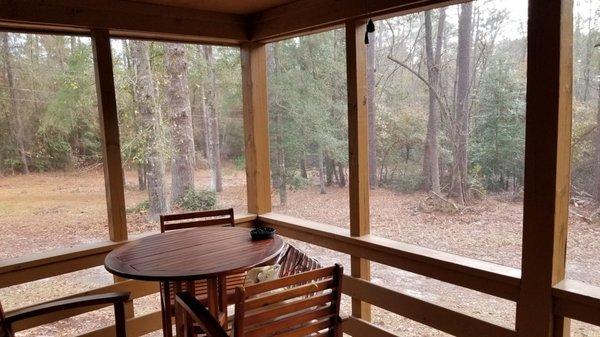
(0, 0, 599, 336)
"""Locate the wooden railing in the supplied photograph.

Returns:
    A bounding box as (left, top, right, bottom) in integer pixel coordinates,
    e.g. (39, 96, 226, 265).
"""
(2, 212, 600, 337)
(258, 213, 600, 337)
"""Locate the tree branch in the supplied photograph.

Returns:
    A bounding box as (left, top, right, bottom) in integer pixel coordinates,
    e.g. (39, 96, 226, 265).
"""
(386, 54, 451, 120)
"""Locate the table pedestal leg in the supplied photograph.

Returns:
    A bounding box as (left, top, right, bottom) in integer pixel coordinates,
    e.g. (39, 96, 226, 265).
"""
(206, 277, 219, 318)
(218, 275, 228, 325)
(184, 281, 195, 337)
(174, 277, 229, 336)
(160, 281, 173, 337)
(173, 281, 186, 337)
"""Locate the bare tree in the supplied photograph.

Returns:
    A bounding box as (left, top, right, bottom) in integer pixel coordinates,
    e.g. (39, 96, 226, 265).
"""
(449, 3, 474, 203)
(131, 40, 168, 217)
(201, 45, 223, 192)
(270, 43, 287, 205)
(2, 33, 29, 174)
(123, 40, 146, 190)
(367, 27, 378, 189)
(318, 149, 326, 194)
(593, 43, 600, 200)
(165, 43, 195, 201)
(422, 9, 446, 193)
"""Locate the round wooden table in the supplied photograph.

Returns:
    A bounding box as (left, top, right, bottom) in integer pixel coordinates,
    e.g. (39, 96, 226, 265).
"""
(104, 226, 285, 337)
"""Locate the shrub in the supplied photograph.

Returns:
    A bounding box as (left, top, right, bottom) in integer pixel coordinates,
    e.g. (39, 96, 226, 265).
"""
(388, 163, 423, 193)
(176, 188, 217, 211)
(289, 175, 309, 191)
(234, 156, 245, 170)
(127, 199, 149, 213)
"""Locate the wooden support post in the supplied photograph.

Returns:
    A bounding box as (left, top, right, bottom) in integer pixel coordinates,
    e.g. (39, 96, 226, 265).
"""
(241, 43, 272, 215)
(92, 29, 134, 325)
(92, 29, 127, 242)
(346, 19, 372, 322)
(516, 0, 573, 336)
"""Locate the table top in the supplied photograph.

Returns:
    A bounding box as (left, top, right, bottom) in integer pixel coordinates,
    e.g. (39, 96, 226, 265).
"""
(104, 227, 285, 281)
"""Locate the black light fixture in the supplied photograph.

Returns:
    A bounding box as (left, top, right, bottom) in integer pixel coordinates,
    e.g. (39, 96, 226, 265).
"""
(364, 18, 375, 44)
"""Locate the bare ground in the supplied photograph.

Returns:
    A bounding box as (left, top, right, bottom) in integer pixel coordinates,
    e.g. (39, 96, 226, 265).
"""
(1, 169, 599, 336)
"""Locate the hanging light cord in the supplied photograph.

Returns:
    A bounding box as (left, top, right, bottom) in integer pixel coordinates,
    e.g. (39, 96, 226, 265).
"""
(364, 0, 375, 44)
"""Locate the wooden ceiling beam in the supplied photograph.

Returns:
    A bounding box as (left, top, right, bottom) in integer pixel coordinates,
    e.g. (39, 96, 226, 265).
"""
(0, 0, 249, 44)
(250, 0, 466, 43)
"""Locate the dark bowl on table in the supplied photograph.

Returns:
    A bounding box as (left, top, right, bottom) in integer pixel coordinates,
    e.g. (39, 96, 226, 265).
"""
(251, 227, 276, 240)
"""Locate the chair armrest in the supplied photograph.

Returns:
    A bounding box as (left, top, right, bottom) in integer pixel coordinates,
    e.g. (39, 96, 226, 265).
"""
(176, 292, 229, 337)
(5, 292, 130, 324)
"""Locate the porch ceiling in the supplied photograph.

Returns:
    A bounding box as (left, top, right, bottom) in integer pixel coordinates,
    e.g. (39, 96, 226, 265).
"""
(126, 0, 296, 15)
(0, 0, 459, 44)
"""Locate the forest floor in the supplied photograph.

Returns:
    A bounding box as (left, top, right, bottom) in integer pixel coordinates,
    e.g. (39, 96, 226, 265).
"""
(1, 168, 599, 336)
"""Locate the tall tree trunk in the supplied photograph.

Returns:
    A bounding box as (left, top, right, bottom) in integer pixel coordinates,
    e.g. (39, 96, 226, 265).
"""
(165, 43, 195, 201)
(338, 163, 346, 187)
(2, 33, 29, 174)
(131, 40, 168, 218)
(275, 104, 287, 205)
(201, 45, 223, 192)
(367, 28, 378, 189)
(300, 156, 308, 179)
(124, 40, 147, 190)
(272, 44, 287, 205)
(582, 13, 593, 101)
(422, 9, 446, 193)
(318, 150, 326, 194)
(325, 155, 334, 186)
(450, 3, 473, 203)
(595, 62, 600, 201)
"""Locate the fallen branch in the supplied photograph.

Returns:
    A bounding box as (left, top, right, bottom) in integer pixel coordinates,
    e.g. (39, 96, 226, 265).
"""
(430, 191, 459, 211)
(569, 209, 593, 224)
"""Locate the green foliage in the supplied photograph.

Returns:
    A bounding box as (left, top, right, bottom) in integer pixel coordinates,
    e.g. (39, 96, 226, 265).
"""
(470, 58, 525, 192)
(233, 155, 245, 170)
(388, 161, 423, 193)
(127, 199, 150, 213)
(176, 188, 217, 211)
(289, 175, 310, 191)
(268, 30, 348, 195)
(0, 35, 101, 173)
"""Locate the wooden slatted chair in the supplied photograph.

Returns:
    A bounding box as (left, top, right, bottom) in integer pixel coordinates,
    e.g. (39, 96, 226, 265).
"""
(276, 244, 322, 278)
(176, 264, 344, 337)
(159, 208, 246, 337)
(0, 292, 130, 337)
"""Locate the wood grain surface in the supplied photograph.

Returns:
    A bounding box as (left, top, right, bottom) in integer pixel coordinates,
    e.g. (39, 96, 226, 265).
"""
(105, 227, 284, 281)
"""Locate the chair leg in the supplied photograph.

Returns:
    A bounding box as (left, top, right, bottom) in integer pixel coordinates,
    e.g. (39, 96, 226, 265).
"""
(160, 281, 174, 337)
(114, 301, 127, 337)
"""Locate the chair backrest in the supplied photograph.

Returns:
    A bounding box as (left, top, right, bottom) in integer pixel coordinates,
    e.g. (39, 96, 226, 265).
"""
(233, 264, 343, 337)
(160, 208, 235, 233)
(276, 244, 322, 278)
(0, 302, 13, 337)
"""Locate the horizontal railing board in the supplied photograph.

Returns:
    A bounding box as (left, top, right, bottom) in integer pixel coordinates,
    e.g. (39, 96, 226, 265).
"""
(0, 250, 112, 289)
(0, 214, 258, 288)
(259, 212, 521, 301)
(0, 240, 123, 275)
(344, 275, 516, 337)
(9, 279, 158, 331)
(553, 279, 600, 326)
(343, 316, 398, 337)
(78, 310, 163, 337)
